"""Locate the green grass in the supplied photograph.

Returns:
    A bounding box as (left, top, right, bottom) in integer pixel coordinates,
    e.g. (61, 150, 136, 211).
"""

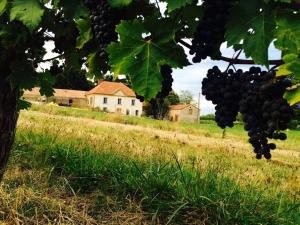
(30, 104, 300, 151)
(0, 105, 299, 224)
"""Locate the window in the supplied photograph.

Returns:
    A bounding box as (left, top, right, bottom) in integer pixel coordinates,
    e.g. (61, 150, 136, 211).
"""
(69, 99, 73, 105)
(103, 107, 108, 112)
(135, 110, 139, 116)
(189, 108, 193, 115)
(126, 109, 130, 115)
(103, 97, 108, 104)
(131, 99, 135, 106)
(116, 108, 122, 113)
(118, 98, 122, 105)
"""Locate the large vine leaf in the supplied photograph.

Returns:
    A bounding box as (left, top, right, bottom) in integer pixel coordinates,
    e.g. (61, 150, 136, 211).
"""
(274, 12, 300, 55)
(76, 19, 92, 49)
(10, 0, 44, 32)
(0, 0, 7, 16)
(284, 87, 300, 105)
(59, 0, 89, 19)
(87, 53, 107, 78)
(166, 0, 193, 12)
(108, 20, 189, 100)
(107, 0, 132, 7)
(226, 0, 276, 67)
(277, 54, 300, 78)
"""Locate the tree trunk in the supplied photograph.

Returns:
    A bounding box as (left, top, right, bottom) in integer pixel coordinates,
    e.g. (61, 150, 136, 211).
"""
(0, 79, 19, 181)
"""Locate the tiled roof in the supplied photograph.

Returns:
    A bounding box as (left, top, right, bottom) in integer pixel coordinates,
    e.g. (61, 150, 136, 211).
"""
(86, 81, 136, 97)
(170, 104, 200, 110)
(24, 88, 87, 99)
(170, 104, 189, 110)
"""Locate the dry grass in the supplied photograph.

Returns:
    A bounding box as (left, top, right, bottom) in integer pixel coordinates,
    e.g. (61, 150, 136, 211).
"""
(0, 108, 298, 224)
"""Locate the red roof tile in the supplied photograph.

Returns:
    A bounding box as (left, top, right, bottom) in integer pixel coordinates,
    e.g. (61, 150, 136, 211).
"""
(86, 81, 136, 97)
(170, 104, 200, 110)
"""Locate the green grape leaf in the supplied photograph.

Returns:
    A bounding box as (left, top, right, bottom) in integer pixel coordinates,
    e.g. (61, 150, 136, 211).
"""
(108, 20, 189, 100)
(87, 53, 106, 78)
(226, 0, 276, 67)
(226, 0, 261, 47)
(65, 51, 81, 71)
(284, 86, 300, 105)
(59, 0, 89, 19)
(274, 12, 300, 55)
(76, 18, 93, 49)
(166, 0, 193, 12)
(277, 53, 300, 78)
(9, 60, 36, 89)
(107, 0, 132, 7)
(17, 99, 31, 110)
(0, 0, 7, 16)
(10, 0, 44, 32)
(39, 72, 55, 97)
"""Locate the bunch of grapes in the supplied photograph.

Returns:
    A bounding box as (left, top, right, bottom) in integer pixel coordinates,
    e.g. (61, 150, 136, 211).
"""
(190, 0, 234, 63)
(202, 66, 246, 128)
(202, 66, 294, 159)
(84, 0, 120, 60)
(239, 67, 293, 159)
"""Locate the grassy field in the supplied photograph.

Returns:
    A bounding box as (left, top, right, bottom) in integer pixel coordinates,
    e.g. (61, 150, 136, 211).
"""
(0, 104, 299, 224)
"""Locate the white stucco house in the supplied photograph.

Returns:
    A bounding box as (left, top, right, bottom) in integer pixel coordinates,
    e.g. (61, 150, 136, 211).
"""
(86, 81, 143, 117)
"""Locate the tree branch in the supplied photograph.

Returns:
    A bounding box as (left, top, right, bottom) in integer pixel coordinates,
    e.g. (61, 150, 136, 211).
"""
(177, 39, 284, 66)
(38, 54, 64, 63)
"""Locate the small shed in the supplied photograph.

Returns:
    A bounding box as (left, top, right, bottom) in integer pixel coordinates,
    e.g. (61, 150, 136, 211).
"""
(169, 104, 200, 123)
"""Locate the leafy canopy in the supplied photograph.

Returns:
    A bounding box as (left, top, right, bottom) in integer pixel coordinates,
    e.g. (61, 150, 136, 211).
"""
(0, 0, 299, 105)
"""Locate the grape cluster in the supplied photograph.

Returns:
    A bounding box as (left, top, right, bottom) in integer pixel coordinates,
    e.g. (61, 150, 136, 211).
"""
(202, 66, 245, 128)
(202, 66, 294, 159)
(239, 67, 293, 159)
(135, 65, 174, 102)
(190, 0, 234, 63)
(84, 0, 120, 60)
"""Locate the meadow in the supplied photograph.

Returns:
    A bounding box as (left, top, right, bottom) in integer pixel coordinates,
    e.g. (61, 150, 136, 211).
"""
(0, 104, 299, 224)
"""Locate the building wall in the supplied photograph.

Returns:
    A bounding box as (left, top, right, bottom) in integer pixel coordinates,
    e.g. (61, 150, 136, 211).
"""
(51, 97, 88, 108)
(23, 94, 88, 108)
(169, 105, 200, 123)
(87, 91, 143, 117)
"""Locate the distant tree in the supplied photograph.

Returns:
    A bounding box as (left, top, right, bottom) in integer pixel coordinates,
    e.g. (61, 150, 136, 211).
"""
(179, 90, 193, 104)
(167, 90, 180, 105)
(50, 61, 96, 91)
(144, 99, 170, 120)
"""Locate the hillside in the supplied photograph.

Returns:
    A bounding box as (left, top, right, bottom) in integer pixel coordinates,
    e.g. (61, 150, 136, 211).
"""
(0, 105, 299, 224)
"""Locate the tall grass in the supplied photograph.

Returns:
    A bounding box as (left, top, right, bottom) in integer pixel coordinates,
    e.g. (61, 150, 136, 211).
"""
(1, 111, 298, 224)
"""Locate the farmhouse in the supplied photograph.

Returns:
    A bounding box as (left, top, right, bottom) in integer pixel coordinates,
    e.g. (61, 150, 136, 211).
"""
(23, 87, 88, 108)
(86, 81, 143, 117)
(169, 104, 200, 123)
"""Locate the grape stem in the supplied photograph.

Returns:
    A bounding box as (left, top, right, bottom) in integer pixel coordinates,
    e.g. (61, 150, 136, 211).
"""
(226, 49, 243, 71)
(177, 39, 284, 66)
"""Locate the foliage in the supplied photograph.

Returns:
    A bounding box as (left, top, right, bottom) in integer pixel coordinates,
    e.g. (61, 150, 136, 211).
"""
(0, 0, 298, 105)
(167, 90, 180, 105)
(53, 68, 96, 91)
(179, 90, 193, 104)
(143, 99, 170, 119)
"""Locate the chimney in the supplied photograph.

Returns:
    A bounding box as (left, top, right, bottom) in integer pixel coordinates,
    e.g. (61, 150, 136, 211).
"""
(98, 80, 104, 85)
